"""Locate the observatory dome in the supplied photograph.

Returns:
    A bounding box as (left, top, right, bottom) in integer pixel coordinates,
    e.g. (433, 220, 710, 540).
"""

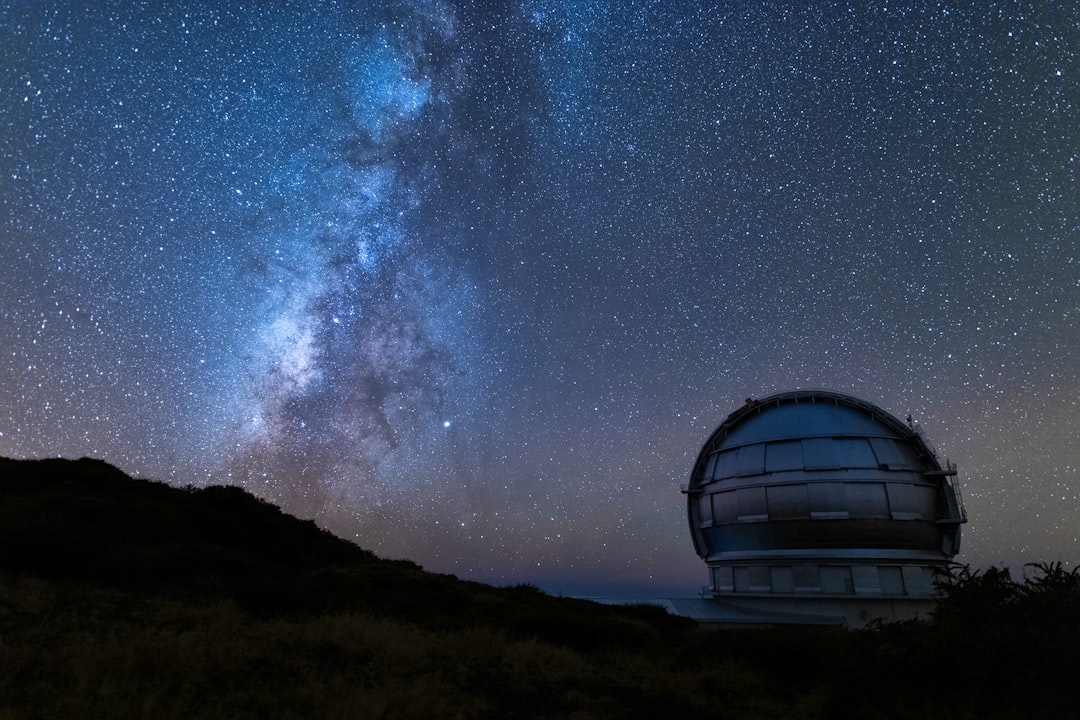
(684, 390, 965, 626)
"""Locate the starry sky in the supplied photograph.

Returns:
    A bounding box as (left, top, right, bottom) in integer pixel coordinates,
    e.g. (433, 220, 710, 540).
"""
(1, 1, 1077, 596)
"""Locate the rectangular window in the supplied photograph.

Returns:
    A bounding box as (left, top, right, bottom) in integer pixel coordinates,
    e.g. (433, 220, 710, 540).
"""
(765, 441, 804, 472)
(734, 566, 750, 593)
(902, 565, 934, 595)
(737, 486, 768, 521)
(853, 565, 882, 594)
(879, 566, 905, 595)
(793, 565, 821, 592)
(821, 566, 854, 595)
(713, 566, 734, 593)
(749, 565, 771, 592)
(846, 483, 889, 517)
(767, 483, 809, 518)
(735, 444, 766, 476)
(802, 438, 839, 469)
(771, 566, 794, 594)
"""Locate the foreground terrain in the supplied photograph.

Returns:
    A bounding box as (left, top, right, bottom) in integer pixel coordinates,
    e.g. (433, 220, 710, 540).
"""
(1, 457, 1076, 719)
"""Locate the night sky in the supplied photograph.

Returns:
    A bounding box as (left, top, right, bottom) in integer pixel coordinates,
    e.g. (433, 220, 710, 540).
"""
(2, 1, 1077, 596)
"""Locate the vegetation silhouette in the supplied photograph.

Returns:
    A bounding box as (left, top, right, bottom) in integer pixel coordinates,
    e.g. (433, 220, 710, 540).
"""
(1, 457, 1077, 719)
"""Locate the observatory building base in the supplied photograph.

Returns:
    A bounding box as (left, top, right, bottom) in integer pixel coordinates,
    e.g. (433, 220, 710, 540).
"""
(667, 595, 937, 629)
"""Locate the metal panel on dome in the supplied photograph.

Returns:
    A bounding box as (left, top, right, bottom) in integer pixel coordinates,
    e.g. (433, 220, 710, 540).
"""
(736, 487, 767, 521)
(734, 444, 765, 476)
(698, 494, 714, 525)
(808, 482, 848, 518)
(765, 441, 803, 472)
(887, 482, 934, 520)
(869, 437, 917, 469)
(703, 453, 718, 482)
(802, 438, 840, 469)
(834, 438, 879, 468)
(846, 483, 889, 517)
(767, 484, 809, 518)
(712, 450, 738, 481)
(713, 492, 737, 523)
(723, 401, 899, 447)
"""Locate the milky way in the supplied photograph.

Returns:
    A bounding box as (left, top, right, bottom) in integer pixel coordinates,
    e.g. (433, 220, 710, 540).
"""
(2, 1, 1077, 595)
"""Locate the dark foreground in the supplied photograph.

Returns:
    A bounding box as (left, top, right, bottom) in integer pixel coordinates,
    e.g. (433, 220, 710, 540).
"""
(1, 457, 1077, 719)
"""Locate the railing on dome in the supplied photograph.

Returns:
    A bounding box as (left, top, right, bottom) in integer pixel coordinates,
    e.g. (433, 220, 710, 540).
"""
(943, 461, 967, 523)
(911, 422, 967, 524)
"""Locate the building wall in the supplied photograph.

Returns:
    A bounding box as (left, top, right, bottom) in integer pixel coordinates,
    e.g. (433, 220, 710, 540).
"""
(712, 562, 937, 596)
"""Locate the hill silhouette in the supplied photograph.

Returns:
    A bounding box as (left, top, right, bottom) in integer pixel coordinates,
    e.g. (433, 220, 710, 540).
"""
(0, 457, 379, 599)
(1, 457, 1078, 719)
(0, 457, 688, 637)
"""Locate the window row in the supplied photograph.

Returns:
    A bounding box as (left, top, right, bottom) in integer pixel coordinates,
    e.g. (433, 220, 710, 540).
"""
(697, 481, 937, 525)
(701, 436, 920, 481)
(712, 563, 937, 597)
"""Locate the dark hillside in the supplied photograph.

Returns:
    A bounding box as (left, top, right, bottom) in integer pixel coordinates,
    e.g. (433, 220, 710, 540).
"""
(1, 457, 1077, 719)
(0, 457, 377, 589)
(0, 457, 689, 636)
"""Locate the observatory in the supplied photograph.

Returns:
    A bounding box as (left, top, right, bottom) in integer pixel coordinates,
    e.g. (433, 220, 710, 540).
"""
(682, 390, 966, 628)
